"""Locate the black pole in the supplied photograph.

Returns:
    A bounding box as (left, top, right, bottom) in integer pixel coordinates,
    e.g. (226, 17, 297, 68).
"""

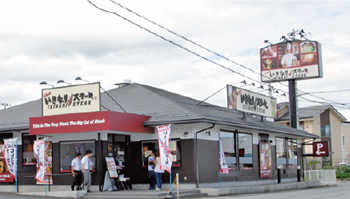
(98, 132, 102, 192)
(289, 79, 301, 181)
(288, 79, 298, 129)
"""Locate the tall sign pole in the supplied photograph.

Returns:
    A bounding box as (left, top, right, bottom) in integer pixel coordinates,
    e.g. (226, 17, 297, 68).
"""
(288, 29, 299, 129)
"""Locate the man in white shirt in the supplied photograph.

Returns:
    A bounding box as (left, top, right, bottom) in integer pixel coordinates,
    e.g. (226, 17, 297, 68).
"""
(82, 150, 93, 193)
(71, 153, 82, 191)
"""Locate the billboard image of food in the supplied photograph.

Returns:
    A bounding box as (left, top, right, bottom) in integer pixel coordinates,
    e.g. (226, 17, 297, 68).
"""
(260, 40, 322, 82)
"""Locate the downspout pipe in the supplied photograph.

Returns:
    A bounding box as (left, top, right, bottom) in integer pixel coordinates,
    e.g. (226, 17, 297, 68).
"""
(196, 124, 215, 188)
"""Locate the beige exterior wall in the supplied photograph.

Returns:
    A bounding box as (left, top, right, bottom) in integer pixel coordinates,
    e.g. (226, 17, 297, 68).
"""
(302, 117, 321, 154)
(329, 111, 343, 165)
(341, 123, 350, 165)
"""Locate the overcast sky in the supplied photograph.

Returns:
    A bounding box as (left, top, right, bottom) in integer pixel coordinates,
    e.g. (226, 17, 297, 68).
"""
(1, 0, 350, 120)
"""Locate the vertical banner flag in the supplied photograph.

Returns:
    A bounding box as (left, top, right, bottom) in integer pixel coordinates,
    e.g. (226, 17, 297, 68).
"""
(33, 140, 46, 182)
(219, 138, 229, 174)
(4, 138, 17, 179)
(157, 124, 172, 173)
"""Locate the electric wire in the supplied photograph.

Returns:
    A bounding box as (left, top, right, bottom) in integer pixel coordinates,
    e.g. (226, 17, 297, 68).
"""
(106, 1, 350, 108)
(88, 1, 350, 110)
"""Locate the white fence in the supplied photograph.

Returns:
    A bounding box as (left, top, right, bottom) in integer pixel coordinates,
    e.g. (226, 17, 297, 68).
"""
(304, 170, 336, 185)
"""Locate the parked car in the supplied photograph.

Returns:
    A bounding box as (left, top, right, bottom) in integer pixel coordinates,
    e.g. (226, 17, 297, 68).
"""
(338, 162, 348, 166)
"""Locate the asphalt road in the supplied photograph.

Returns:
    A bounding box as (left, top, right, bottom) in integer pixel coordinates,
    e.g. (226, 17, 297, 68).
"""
(206, 181, 350, 199)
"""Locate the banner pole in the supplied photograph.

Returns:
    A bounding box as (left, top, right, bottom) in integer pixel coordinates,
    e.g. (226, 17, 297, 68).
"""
(44, 138, 47, 196)
(169, 124, 172, 193)
(16, 138, 18, 194)
(219, 137, 221, 188)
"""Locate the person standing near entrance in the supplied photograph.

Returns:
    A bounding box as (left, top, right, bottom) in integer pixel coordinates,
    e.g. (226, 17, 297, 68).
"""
(82, 150, 93, 193)
(148, 150, 156, 190)
(154, 151, 164, 190)
(71, 153, 82, 191)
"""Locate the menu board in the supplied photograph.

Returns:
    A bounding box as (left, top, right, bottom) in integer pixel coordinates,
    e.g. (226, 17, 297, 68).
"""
(106, 157, 118, 178)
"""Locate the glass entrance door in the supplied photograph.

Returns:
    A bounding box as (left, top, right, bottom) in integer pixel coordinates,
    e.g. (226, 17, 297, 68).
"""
(107, 134, 130, 177)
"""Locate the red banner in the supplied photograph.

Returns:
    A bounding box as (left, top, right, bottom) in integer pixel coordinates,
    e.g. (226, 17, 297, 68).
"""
(29, 111, 153, 135)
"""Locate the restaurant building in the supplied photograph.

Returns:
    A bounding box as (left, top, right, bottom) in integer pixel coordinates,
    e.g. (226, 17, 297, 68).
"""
(0, 82, 317, 190)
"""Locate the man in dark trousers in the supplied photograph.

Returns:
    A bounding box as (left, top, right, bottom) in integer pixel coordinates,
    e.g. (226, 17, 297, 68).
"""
(71, 153, 82, 191)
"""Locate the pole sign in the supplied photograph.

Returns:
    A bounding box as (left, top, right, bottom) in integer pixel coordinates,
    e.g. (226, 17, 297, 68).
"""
(260, 40, 323, 82)
(312, 141, 329, 157)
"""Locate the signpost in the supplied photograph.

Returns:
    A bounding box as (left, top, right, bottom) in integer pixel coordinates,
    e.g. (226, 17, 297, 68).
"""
(312, 141, 329, 157)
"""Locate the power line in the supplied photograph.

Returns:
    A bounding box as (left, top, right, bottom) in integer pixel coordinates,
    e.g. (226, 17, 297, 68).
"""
(88, 1, 350, 110)
(106, 1, 350, 108)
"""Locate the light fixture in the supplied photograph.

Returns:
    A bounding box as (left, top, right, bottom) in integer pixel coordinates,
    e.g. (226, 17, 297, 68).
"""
(75, 77, 89, 83)
(264, 40, 273, 45)
(57, 80, 72, 85)
(39, 81, 54, 88)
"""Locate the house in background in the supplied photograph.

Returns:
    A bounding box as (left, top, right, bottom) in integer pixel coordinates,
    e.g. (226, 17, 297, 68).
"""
(276, 102, 350, 167)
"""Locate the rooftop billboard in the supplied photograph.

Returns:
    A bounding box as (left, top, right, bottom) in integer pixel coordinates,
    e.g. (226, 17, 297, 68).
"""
(260, 40, 323, 82)
(42, 83, 101, 116)
(227, 85, 277, 118)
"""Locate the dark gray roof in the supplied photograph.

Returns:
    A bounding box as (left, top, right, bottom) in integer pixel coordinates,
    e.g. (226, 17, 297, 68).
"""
(277, 103, 347, 122)
(0, 83, 317, 138)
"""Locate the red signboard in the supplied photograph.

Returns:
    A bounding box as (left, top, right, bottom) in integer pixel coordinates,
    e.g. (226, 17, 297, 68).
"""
(312, 141, 329, 157)
(29, 111, 153, 135)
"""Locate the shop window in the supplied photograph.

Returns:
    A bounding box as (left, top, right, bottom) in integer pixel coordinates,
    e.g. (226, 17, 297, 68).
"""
(220, 131, 253, 170)
(276, 138, 286, 169)
(141, 140, 181, 167)
(220, 132, 236, 169)
(342, 134, 345, 151)
(238, 133, 253, 169)
(288, 139, 298, 169)
(321, 125, 330, 137)
(23, 134, 36, 165)
(60, 141, 95, 172)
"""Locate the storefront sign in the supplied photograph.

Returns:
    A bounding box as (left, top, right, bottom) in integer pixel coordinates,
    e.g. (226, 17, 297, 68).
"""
(227, 85, 277, 118)
(259, 142, 272, 178)
(157, 124, 172, 173)
(0, 143, 14, 182)
(313, 141, 329, 157)
(4, 138, 17, 180)
(42, 83, 100, 116)
(260, 40, 323, 82)
(29, 111, 153, 135)
(219, 138, 229, 174)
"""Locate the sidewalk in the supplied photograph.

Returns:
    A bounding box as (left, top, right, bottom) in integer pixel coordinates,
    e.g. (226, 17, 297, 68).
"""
(16, 181, 322, 198)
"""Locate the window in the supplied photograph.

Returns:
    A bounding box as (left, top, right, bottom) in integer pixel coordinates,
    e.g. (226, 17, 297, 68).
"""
(23, 134, 36, 165)
(342, 134, 345, 151)
(288, 139, 298, 169)
(220, 132, 236, 169)
(220, 131, 253, 170)
(276, 138, 286, 169)
(321, 125, 330, 137)
(60, 141, 95, 172)
(141, 140, 181, 167)
(277, 138, 298, 169)
(238, 133, 253, 169)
